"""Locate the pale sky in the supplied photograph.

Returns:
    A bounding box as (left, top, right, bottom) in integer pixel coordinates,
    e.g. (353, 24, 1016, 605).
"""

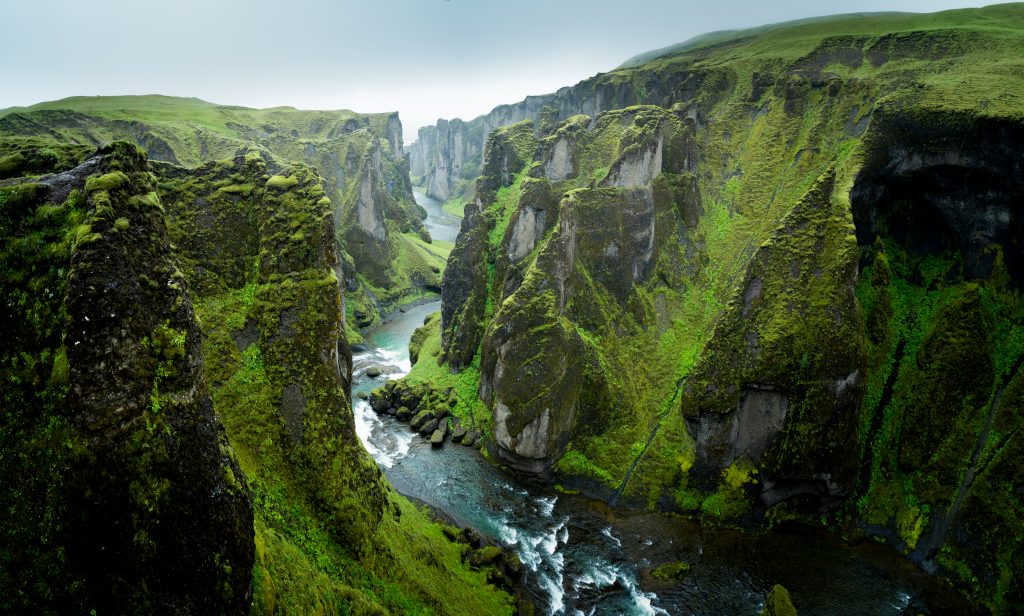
(0, 0, 990, 143)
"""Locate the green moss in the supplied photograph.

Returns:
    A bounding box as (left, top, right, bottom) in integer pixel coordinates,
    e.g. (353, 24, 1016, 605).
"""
(85, 170, 130, 193)
(218, 183, 253, 196)
(0, 182, 47, 223)
(172, 153, 511, 614)
(128, 191, 161, 210)
(49, 347, 69, 386)
(405, 314, 492, 432)
(555, 449, 616, 487)
(265, 174, 299, 191)
(761, 584, 798, 616)
(409, 312, 439, 366)
(650, 561, 691, 581)
(700, 461, 758, 524)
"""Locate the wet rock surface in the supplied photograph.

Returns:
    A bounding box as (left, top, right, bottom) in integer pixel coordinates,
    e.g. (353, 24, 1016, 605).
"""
(368, 380, 481, 449)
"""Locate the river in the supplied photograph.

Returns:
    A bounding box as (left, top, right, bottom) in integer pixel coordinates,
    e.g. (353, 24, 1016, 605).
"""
(348, 192, 979, 616)
(415, 190, 461, 243)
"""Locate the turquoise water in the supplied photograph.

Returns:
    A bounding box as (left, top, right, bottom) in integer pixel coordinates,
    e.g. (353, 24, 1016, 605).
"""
(415, 190, 461, 243)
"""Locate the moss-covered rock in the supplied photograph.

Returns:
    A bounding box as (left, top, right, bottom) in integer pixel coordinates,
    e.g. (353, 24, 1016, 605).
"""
(410, 312, 439, 365)
(0, 142, 253, 613)
(847, 111, 1024, 609)
(681, 167, 866, 508)
(761, 584, 798, 616)
(0, 96, 433, 332)
(650, 561, 691, 581)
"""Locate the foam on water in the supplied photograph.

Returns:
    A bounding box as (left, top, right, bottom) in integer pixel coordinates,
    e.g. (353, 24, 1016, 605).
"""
(891, 591, 912, 611)
(575, 562, 619, 589)
(496, 512, 573, 614)
(537, 495, 557, 517)
(353, 397, 411, 468)
(629, 587, 668, 616)
(600, 527, 622, 548)
(540, 571, 566, 614)
(380, 348, 411, 377)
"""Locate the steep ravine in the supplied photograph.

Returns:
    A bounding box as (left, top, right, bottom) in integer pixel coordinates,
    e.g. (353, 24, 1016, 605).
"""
(351, 193, 978, 616)
(407, 8, 1024, 611)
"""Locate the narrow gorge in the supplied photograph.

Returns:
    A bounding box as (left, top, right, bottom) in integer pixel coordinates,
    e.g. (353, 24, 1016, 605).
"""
(2, 3, 1023, 615)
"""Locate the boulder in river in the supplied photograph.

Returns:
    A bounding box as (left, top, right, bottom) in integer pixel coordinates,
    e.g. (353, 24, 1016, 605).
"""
(369, 390, 392, 414)
(419, 417, 440, 437)
(395, 406, 414, 421)
(430, 429, 445, 447)
(365, 364, 401, 378)
(650, 561, 691, 581)
(462, 429, 480, 447)
(410, 409, 436, 431)
(462, 528, 482, 548)
(761, 584, 797, 616)
(451, 418, 467, 443)
(468, 546, 503, 568)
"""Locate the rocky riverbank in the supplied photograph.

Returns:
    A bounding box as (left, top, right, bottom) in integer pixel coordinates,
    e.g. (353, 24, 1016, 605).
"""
(366, 380, 483, 448)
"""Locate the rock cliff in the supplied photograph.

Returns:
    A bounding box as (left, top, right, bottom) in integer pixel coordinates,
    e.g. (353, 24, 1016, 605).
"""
(0, 143, 253, 613)
(0, 140, 513, 614)
(411, 5, 1024, 609)
(0, 97, 436, 334)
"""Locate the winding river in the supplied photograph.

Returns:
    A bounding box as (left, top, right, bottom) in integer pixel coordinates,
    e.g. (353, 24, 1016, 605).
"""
(349, 192, 979, 616)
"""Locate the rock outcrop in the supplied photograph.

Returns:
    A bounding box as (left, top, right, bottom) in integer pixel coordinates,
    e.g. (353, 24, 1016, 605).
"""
(0, 138, 513, 614)
(155, 153, 388, 551)
(0, 143, 253, 613)
(681, 167, 866, 507)
(435, 107, 697, 473)
(407, 58, 713, 203)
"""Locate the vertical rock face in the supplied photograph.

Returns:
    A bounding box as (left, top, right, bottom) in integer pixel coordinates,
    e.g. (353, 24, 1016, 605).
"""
(0, 142, 253, 613)
(156, 154, 388, 551)
(543, 135, 576, 180)
(413, 118, 484, 202)
(384, 112, 404, 158)
(440, 108, 696, 473)
(439, 120, 538, 371)
(680, 168, 866, 504)
(604, 131, 663, 188)
(409, 69, 707, 203)
(340, 136, 428, 294)
(847, 112, 1024, 605)
(354, 145, 388, 242)
(421, 9, 1024, 608)
(439, 200, 489, 370)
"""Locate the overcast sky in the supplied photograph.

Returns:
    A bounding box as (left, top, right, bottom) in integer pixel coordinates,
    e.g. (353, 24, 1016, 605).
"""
(1, 0, 989, 142)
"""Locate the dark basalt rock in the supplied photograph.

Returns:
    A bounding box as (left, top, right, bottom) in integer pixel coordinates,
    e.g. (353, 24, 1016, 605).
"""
(462, 429, 481, 448)
(2, 143, 255, 613)
(451, 417, 467, 443)
(439, 198, 489, 370)
(419, 417, 440, 437)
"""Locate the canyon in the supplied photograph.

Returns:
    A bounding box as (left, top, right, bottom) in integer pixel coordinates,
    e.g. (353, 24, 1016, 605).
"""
(2, 4, 1023, 614)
